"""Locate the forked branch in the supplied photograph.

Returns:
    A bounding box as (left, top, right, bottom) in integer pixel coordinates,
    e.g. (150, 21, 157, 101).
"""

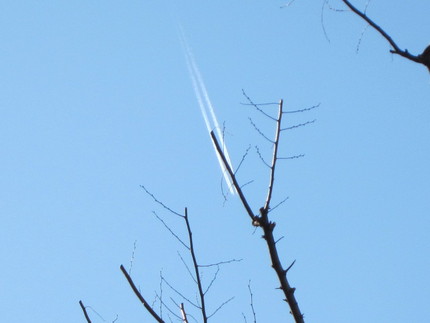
(341, 0, 430, 71)
(211, 99, 305, 322)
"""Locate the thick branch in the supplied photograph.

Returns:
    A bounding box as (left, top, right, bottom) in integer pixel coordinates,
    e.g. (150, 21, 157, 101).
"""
(211, 131, 256, 222)
(120, 265, 165, 323)
(212, 120, 305, 322)
(341, 0, 430, 70)
(180, 303, 189, 323)
(79, 300, 92, 323)
(259, 208, 304, 323)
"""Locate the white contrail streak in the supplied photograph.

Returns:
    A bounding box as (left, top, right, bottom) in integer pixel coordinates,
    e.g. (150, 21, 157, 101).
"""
(179, 30, 235, 194)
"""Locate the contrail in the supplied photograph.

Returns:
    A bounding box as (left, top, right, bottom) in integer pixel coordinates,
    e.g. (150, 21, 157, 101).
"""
(179, 29, 235, 194)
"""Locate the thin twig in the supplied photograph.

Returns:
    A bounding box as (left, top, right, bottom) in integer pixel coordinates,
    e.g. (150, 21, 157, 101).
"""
(278, 154, 305, 160)
(161, 275, 200, 309)
(241, 89, 278, 121)
(248, 281, 257, 323)
(207, 297, 235, 319)
(141, 185, 184, 217)
(235, 145, 252, 175)
(248, 118, 275, 143)
(203, 266, 220, 295)
(199, 258, 243, 267)
(79, 300, 92, 323)
(153, 211, 189, 250)
(255, 146, 271, 168)
(280, 119, 316, 132)
(178, 251, 198, 284)
(129, 240, 137, 274)
(269, 196, 290, 213)
(120, 265, 164, 323)
(283, 103, 320, 114)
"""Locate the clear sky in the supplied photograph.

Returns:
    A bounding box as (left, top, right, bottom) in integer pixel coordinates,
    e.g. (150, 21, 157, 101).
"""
(1, 1, 429, 322)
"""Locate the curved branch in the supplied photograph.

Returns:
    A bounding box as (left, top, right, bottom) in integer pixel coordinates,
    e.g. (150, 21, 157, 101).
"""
(341, 0, 429, 70)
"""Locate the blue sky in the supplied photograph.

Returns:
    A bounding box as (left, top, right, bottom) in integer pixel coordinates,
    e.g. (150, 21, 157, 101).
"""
(1, 1, 429, 322)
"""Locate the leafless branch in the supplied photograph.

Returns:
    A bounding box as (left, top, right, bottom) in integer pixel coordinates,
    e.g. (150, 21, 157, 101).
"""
(211, 131, 256, 222)
(153, 211, 189, 250)
(129, 240, 137, 274)
(159, 271, 163, 319)
(211, 97, 305, 322)
(241, 89, 278, 121)
(240, 180, 254, 189)
(184, 208, 208, 323)
(263, 100, 283, 211)
(178, 252, 198, 284)
(79, 300, 92, 323)
(283, 103, 320, 114)
(207, 296, 235, 319)
(141, 185, 184, 217)
(248, 118, 275, 143)
(199, 258, 243, 267)
(120, 265, 165, 323)
(286, 260, 297, 274)
(269, 196, 290, 213)
(235, 145, 252, 175)
(280, 119, 316, 132)
(156, 295, 182, 321)
(161, 275, 199, 309)
(203, 266, 220, 295)
(340, 0, 430, 70)
(248, 281, 257, 323)
(275, 236, 285, 245)
(278, 154, 305, 160)
(180, 303, 189, 323)
(255, 146, 271, 168)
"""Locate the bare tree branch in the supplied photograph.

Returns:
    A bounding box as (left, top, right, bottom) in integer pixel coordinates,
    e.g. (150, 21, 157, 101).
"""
(341, 0, 430, 71)
(180, 303, 189, 323)
(141, 185, 184, 217)
(263, 100, 283, 212)
(207, 296, 235, 319)
(184, 208, 208, 323)
(211, 98, 305, 322)
(120, 265, 165, 323)
(153, 211, 189, 250)
(79, 300, 92, 323)
(211, 131, 256, 222)
(248, 281, 257, 323)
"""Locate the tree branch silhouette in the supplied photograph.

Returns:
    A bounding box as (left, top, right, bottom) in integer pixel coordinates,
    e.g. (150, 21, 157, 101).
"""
(341, 0, 430, 71)
(210, 99, 305, 323)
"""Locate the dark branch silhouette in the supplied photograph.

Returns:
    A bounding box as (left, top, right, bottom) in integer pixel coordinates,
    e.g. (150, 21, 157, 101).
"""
(211, 99, 306, 323)
(79, 300, 92, 323)
(120, 264, 165, 323)
(341, 0, 430, 71)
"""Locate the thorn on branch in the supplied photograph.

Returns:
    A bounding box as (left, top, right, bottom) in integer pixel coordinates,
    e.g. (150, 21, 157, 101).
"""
(285, 260, 297, 275)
